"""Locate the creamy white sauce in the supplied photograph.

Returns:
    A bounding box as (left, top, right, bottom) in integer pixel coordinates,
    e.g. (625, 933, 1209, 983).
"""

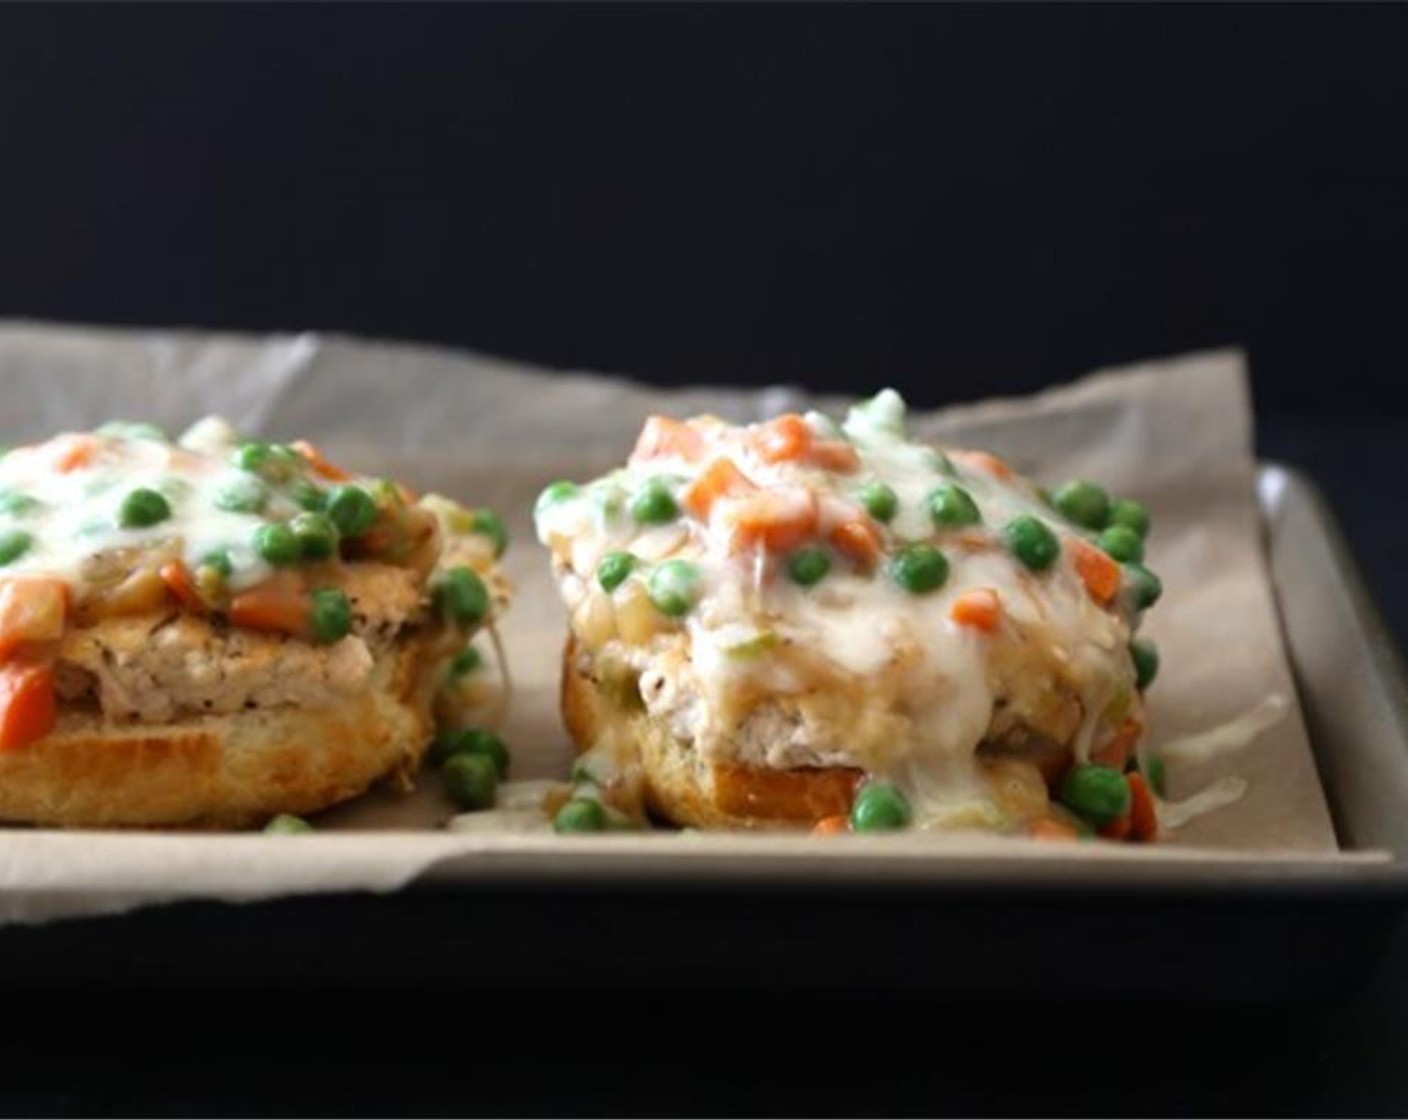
(536, 391, 1149, 830)
(0, 420, 331, 593)
(1157, 776, 1250, 831)
(1157, 694, 1289, 768)
(1149, 694, 1289, 832)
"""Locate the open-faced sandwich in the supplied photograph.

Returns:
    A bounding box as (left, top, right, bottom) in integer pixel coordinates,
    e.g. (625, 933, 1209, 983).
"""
(535, 391, 1163, 840)
(0, 419, 508, 828)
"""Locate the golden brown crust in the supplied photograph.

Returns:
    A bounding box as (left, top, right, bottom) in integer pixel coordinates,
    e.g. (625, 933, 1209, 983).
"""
(561, 635, 861, 829)
(0, 632, 440, 828)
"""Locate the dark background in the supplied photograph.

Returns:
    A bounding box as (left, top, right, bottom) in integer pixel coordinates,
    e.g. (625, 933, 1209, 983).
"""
(1, 4, 1407, 1115)
(0, 3, 1404, 414)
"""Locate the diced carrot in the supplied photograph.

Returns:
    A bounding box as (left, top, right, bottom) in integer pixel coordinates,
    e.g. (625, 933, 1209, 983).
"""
(951, 449, 1013, 480)
(49, 434, 100, 473)
(812, 814, 850, 836)
(0, 659, 55, 751)
(950, 588, 1001, 632)
(1031, 817, 1079, 842)
(828, 518, 883, 569)
(1068, 537, 1120, 605)
(683, 458, 757, 520)
(291, 440, 353, 482)
(751, 414, 813, 464)
(1091, 716, 1142, 770)
(631, 416, 705, 464)
(229, 577, 311, 637)
(0, 578, 68, 662)
(728, 489, 819, 554)
(1099, 813, 1133, 841)
(1128, 772, 1159, 842)
(159, 561, 204, 613)
(807, 440, 862, 474)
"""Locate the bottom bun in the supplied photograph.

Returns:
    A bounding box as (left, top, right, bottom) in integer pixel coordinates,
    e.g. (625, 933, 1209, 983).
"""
(0, 634, 438, 828)
(561, 637, 861, 829)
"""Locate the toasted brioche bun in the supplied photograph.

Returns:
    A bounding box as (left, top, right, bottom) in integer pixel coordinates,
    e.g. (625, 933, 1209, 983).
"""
(0, 632, 439, 829)
(561, 635, 861, 829)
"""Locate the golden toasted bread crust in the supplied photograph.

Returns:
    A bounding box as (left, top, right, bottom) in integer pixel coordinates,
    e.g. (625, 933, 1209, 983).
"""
(0, 632, 439, 828)
(560, 636, 861, 829)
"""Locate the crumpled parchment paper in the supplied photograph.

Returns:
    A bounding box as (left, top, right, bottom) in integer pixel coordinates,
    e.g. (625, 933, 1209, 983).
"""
(0, 321, 1349, 924)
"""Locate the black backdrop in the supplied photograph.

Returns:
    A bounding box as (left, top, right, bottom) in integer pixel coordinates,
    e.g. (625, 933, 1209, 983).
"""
(0, 3, 1405, 416)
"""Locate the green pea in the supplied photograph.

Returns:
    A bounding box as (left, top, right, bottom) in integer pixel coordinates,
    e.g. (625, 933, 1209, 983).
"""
(1003, 515, 1059, 572)
(1098, 525, 1144, 563)
(233, 442, 274, 474)
(786, 546, 831, 588)
(199, 549, 234, 579)
(0, 492, 40, 518)
(118, 488, 171, 528)
(859, 481, 898, 524)
(469, 509, 508, 558)
(429, 729, 509, 777)
(309, 588, 353, 643)
(429, 728, 509, 776)
(326, 485, 378, 537)
(1054, 480, 1111, 530)
(648, 559, 701, 617)
(887, 544, 949, 594)
(1123, 564, 1163, 611)
(850, 782, 912, 831)
(1057, 764, 1131, 827)
(290, 512, 339, 561)
(442, 752, 499, 811)
(554, 798, 608, 834)
(1130, 638, 1159, 690)
(264, 814, 313, 834)
(928, 483, 981, 528)
(428, 728, 465, 767)
(0, 529, 32, 566)
(286, 479, 326, 512)
(213, 475, 270, 514)
(458, 729, 510, 779)
(1109, 499, 1151, 539)
(597, 551, 636, 593)
(1146, 756, 1167, 797)
(449, 647, 482, 677)
(432, 566, 490, 626)
(535, 480, 580, 516)
(254, 523, 301, 566)
(630, 479, 679, 525)
(234, 442, 301, 482)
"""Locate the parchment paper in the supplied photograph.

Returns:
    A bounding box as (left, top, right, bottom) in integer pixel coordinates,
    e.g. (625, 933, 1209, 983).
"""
(0, 321, 1348, 924)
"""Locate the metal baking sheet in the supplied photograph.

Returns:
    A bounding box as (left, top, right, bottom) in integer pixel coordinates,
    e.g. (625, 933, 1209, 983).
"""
(0, 464, 1400, 1000)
